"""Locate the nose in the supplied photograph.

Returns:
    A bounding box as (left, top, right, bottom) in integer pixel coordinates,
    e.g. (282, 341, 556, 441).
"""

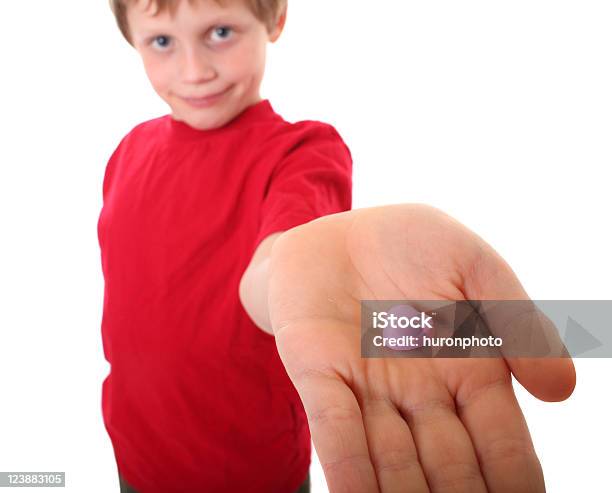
(181, 47, 217, 84)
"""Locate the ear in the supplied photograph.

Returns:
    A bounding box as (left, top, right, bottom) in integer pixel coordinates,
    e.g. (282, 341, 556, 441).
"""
(268, 4, 287, 43)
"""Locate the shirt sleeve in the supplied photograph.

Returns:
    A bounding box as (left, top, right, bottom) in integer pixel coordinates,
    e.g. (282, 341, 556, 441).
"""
(254, 123, 353, 248)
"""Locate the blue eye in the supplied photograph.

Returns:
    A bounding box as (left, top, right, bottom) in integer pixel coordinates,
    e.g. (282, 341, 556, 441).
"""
(210, 26, 233, 43)
(151, 35, 172, 50)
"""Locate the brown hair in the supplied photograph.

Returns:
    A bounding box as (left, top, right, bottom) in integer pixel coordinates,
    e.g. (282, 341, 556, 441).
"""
(109, 0, 287, 45)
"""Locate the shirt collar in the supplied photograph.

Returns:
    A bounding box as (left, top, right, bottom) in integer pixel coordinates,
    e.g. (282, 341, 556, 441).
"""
(165, 99, 277, 141)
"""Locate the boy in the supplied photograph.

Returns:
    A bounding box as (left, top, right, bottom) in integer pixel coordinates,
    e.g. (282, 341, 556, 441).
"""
(101, 0, 348, 491)
(101, 0, 576, 492)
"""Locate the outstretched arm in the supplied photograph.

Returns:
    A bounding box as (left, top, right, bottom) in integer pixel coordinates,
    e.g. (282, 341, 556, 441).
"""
(266, 203, 575, 493)
(239, 203, 575, 492)
(238, 232, 283, 335)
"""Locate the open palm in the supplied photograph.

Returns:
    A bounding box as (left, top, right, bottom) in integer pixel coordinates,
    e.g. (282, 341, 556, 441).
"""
(267, 203, 575, 493)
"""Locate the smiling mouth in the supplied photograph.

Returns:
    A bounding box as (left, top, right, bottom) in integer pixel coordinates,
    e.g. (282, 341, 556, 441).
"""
(181, 86, 233, 107)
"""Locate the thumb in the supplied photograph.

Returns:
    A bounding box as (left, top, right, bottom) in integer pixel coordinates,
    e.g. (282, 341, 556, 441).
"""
(463, 240, 577, 402)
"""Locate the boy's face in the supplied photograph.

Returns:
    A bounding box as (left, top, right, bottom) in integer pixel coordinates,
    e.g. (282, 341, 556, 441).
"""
(127, 0, 284, 130)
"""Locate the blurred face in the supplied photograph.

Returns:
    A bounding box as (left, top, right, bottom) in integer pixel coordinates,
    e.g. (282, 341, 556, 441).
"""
(127, 0, 285, 130)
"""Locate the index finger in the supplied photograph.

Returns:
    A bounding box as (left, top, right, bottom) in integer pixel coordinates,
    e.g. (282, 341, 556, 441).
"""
(456, 369, 545, 493)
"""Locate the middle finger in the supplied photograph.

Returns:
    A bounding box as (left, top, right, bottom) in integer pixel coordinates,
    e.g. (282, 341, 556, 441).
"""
(398, 376, 488, 493)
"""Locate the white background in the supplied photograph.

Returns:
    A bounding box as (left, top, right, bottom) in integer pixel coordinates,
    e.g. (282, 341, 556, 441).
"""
(0, 0, 610, 491)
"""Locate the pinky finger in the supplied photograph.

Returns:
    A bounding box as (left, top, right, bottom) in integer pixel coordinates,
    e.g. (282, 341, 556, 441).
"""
(296, 367, 380, 493)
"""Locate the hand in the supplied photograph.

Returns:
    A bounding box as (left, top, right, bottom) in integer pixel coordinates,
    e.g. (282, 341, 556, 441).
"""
(267, 203, 575, 493)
